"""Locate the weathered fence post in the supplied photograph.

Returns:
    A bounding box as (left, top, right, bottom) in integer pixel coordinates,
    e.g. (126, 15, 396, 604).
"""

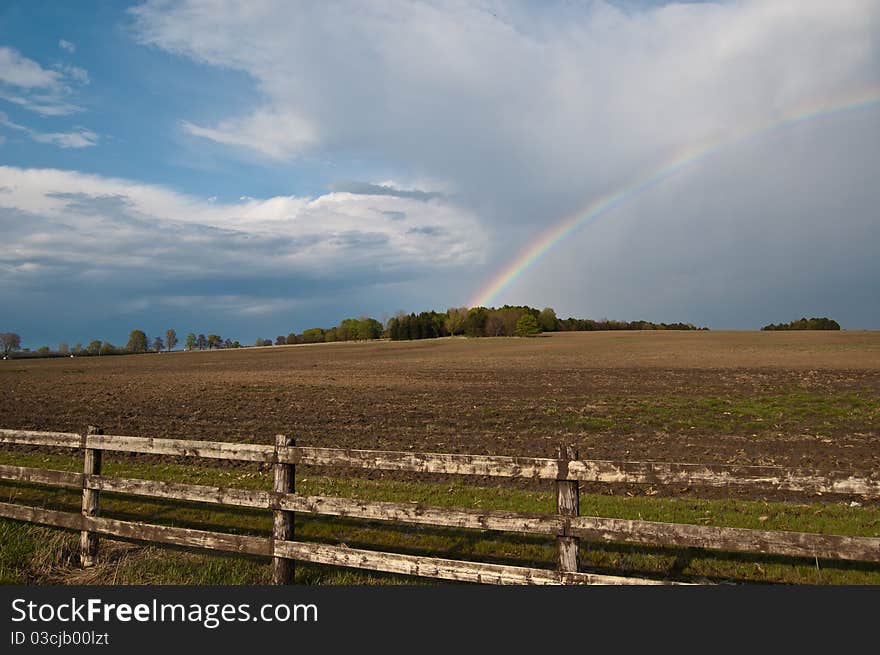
(556, 444, 580, 577)
(80, 425, 103, 567)
(272, 434, 295, 585)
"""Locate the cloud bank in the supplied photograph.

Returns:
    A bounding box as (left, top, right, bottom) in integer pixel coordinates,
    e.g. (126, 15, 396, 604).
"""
(125, 0, 880, 328)
(0, 165, 486, 342)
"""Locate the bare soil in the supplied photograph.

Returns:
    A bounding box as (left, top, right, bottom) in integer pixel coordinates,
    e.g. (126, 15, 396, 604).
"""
(2, 331, 878, 500)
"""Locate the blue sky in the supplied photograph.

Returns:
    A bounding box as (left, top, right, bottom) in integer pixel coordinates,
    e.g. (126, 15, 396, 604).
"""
(0, 1, 338, 199)
(1, 1, 879, 348)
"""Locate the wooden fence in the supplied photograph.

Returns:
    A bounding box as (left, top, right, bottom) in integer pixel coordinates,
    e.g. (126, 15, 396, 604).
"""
(1, 426, 879, 585)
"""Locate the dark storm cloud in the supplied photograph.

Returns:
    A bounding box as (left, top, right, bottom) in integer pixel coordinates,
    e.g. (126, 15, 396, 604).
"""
(129, 0, 880, 328)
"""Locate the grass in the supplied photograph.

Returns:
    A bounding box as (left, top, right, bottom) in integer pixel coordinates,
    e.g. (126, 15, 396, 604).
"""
(0, 450, 879, 585)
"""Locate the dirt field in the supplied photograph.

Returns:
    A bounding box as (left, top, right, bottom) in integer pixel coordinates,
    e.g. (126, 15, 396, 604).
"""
(2, 331, 878, 499)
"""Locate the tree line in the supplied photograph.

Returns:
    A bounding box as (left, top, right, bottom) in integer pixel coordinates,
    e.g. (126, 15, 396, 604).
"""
(282, 306, 704, 344)
(0, 329, 244, 359)
(269, 316, 385, 346)
(1, 308, 712, 358)
(761, 317, 841, 331)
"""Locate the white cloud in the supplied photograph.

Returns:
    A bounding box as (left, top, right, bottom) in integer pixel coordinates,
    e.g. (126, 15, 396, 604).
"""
(0, 113, 98, 148)
(0, 45, 89, 116)
(54, 63, 90, 85)
(0, 46, 62, 88)
(0, 92, 82, 116)
(58, 39, 76, 54)
(0, 165, 487, 283)
(29, 128, 99, 149)
(182, 107, 317, 159)
(128, 1, 880, 203)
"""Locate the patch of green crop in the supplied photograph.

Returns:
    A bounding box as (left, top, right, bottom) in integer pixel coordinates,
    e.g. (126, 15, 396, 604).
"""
(559, 391, 878, 436)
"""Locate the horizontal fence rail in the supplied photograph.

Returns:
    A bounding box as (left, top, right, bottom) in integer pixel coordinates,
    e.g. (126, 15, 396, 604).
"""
(0, 427, 878, 585)
(4, 428, 880, 496)
(0, 502, 670, 586)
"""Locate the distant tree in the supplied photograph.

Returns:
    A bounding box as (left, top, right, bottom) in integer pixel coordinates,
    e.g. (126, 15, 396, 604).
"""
(762, 317, 841, 331)
(301, 328, 325, 344)
(37, 346, 51, 355)
(223, 338, 233, 349)
(275, 335, 287, 346)
(336, 318, 360, 341)
(165, 329, 178, 352)
(185, 333, 197, 351)
(152, 336, 164, 352)
(72, 342, 83, 355)
(197, 334, 207, 350)
(496, 306, 528, 336)
(254, 337, 272, 347)
(232, 340, 241, 348)
(86, 340, 102, 356)
(207, 334, 222, 349)
(358, 317, 383, 340)
(58, 342, 69, 355)
(538, 307, 558, 332)
(464, 307, 489, 337)
(445, 307, 469, 336)
(386, 312, 407, 340)
(126, 330, 148, 353)
(515, 314, 541, 337)
(0, 332, 22, 357)
(100, 342, 116, 356)
(484, 314, 507, 337)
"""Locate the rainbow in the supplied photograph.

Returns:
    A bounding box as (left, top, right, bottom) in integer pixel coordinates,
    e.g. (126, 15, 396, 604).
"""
(470, 86, 880, 308)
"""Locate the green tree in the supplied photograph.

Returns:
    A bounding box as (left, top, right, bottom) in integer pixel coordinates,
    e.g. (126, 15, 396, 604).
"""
(165, 329, 178, 352)
(358, 317, 383, 340)
(152, 336, 164, 352)
(761, 317, 841, 331)
(301, 328, 325, 343)
(58, 342, 69, 355)
(337, 318, 360, 341)
(86, 340, 102, 355)
(538, 307, 558, 332)
(515, 313, 541, 337)
(444, 307, 468, 336)
(185, 332, 197, 351)
(207, 334, 222, 349)
(126, 330, 148, 353)
(464, 307, 489, 337)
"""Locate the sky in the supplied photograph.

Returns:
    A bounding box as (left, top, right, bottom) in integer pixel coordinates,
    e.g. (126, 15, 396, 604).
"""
(1, 0, 878, 348)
